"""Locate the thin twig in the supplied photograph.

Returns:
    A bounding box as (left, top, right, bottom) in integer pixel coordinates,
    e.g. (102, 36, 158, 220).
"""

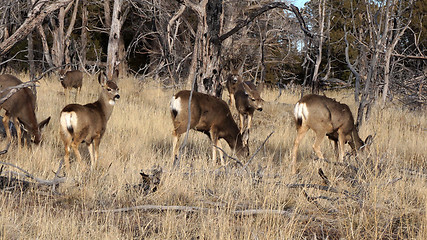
(244, 131, 274, 168)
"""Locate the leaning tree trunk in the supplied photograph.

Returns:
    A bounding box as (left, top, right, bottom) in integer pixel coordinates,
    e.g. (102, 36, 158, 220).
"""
(0, 0, 73, 56)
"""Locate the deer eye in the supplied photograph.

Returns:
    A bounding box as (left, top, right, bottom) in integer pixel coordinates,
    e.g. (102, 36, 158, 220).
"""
(107, 88, 112, 92)
(250, 98, 256, 101)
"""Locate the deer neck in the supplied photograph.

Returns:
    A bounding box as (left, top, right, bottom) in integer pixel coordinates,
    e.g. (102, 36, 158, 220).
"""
(222, 123, 242, 151)
(351, 128, 364, 151)
(18, 105, 39, 137)
(97, 90, 115, 121)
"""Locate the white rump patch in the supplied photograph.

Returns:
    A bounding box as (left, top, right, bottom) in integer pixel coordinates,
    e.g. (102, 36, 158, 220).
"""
(170, 96, 182, 113)
(294, 102, 309, 121)
(60, 111, 78, 132)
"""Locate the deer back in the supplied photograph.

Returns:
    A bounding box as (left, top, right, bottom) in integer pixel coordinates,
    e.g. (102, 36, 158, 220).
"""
(59, 70, 83, 89)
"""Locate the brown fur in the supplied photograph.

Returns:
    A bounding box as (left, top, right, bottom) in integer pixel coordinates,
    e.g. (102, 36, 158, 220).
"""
(59, 72, 120, 171)
(292, 94, 370, 173)
(59, 69, 83, 100)
(170, 90, 249, 165)
(225, 70, 242, 107)
(233, 81, 263, 134)
(0, 74, 50, 147)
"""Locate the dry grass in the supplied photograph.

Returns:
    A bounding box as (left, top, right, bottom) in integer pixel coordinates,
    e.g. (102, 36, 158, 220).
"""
(0, 73, 426, 239)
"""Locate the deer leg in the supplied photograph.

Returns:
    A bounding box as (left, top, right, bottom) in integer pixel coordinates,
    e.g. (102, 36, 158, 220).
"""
(210, 129, 220, 165)
(92, 138, 101, 169)
(63, 143, 71, 171)
(172, 132, 182, 161)
(247, 114, 253, 131)
(2, 115, 12, 145)
(87, 142, 94, 169)
(332, 140, 339, 159)
(60, 127, 72, 171)
(337, 132, 346, 162)
(313, 131, 326, 160)
(216, 140, 225, 166)
(292, 125, 308, 174)
(229, 93, 234, 107)
(12, 117, 22, 148)
(239, 113, 245, 133)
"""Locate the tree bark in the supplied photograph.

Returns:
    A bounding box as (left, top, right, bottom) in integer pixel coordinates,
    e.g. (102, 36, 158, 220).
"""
(80, 0, 88, 70)
(182, 0, 310, 96)
(0, 0, 73, 56)
(106, 0, 124, 80)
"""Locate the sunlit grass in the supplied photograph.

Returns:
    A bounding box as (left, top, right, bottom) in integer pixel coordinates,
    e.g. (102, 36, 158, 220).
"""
(0, 72, 425, 239)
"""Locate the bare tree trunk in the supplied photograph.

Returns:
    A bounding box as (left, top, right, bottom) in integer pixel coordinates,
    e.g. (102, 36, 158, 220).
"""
(382, 20, 410, 105)
(37, 26, 54, 68)
(106, 0, 124, 80)
(311, 0, 325, 94)
(80, 0, 88, 70)
(182, 1, 310, 96)
(64, 0, 80, 66)
(104, 0, 112, 28)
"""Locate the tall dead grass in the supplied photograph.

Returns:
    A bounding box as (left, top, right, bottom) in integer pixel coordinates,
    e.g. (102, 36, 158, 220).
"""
(0, 73, 425, 239)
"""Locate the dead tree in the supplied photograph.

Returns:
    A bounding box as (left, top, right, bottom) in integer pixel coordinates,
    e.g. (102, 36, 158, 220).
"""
(177, 1, 311, 96)
(0, 0, 74, 56)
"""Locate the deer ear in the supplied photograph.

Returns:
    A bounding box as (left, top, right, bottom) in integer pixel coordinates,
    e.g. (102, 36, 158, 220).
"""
(242, 82, 252, 94)
(98, 71, 107, 86)
(38, 116, 51, 130)
(364, 135, 373, 146)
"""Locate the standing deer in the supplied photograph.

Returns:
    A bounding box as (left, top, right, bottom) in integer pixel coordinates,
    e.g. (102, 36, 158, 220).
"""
(59, 72, 120, 170)
(0, 74, 51, 148)
(233, 82, 264, 135)
(292, 94, 371, 173)
(225, 71, 264, 134)
(170, 90, 249, 165)
(225, 70, 241, 107)
(58, 69, 83, 101)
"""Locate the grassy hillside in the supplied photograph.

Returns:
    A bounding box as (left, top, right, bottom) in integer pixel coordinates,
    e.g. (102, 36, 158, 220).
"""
(0, 73, 426, 239)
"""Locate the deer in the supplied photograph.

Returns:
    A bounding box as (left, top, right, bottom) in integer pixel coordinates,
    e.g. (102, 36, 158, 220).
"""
(291, 94, 372, 173)
(170, 90, 249, 166)
(0, 74, 51, 148)
(59, 72, 120, 171)
(225, 71, 264, 135)
(58, 69, 83, 101)
(225, 69, 241, 107)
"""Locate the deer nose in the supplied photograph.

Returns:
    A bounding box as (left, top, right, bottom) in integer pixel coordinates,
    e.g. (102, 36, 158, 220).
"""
(257, 107, 263, 112)
(114, 94, 120, 100)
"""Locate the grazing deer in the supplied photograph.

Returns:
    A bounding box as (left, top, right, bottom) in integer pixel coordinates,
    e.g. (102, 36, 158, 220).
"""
(170, 90, 249, 165)
(59, 72, 120, 171)
(0, 116, 50, 147)
(0, 74, 51, 148)
(292, 94, 371, 173)
(58, 69, 83, 101)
